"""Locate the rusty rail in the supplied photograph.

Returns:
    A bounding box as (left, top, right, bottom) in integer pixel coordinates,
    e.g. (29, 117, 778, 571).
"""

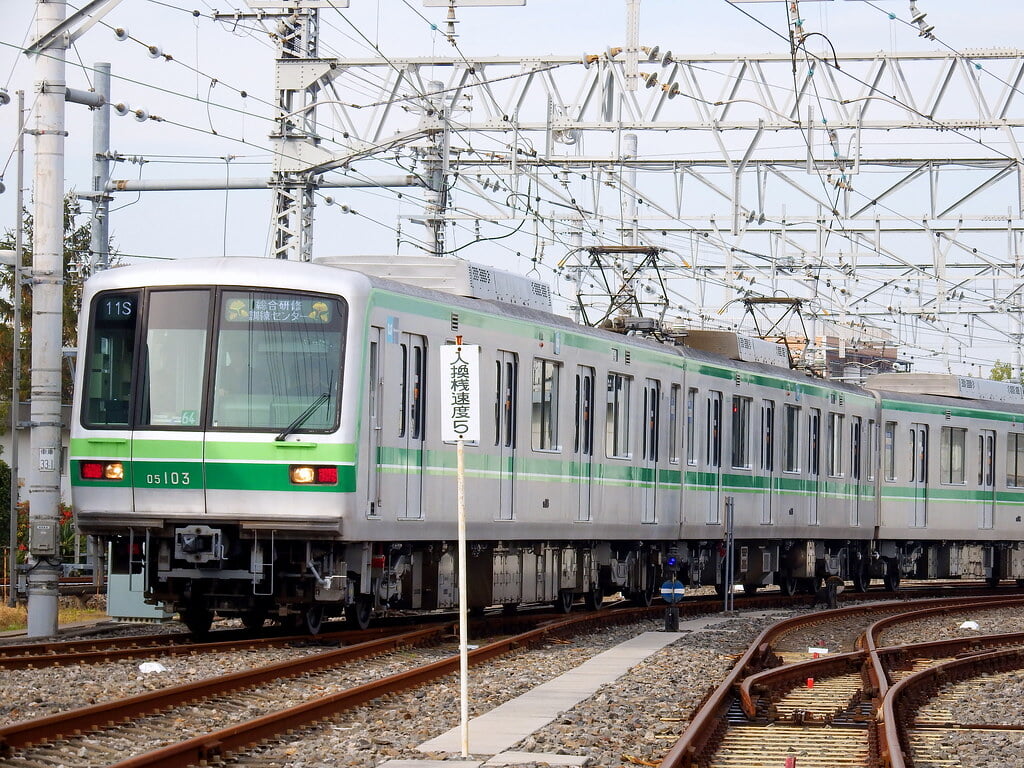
(880, 646, 1024, 768)
(659, 594, 1024, 768)
(104, 608, 650, 768)
(0, 625, 449, 754)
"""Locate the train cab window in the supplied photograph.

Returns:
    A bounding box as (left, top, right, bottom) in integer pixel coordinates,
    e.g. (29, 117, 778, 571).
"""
(731, 396, 752, 469)
(606, 373, 632, 458)
(83, 291, 140, 427)
(827, 412, 843, 477)
(808, 409, 821, 476)
(783, 404, 801, 473)
(140, 290, 210, 428)
(668, 384, 681, 464)
(939, 426, 967, 485)
(211, 291, 345, 432)
(531, 359, 561, 451)
(686, 388, 698, 465)
(884, 421, 897, 480)
(1007, 433, 1024, 487)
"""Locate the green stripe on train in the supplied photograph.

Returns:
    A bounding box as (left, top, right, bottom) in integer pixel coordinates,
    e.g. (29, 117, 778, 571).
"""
(70, 459, 356, 492)
(70, 438, 356, 462)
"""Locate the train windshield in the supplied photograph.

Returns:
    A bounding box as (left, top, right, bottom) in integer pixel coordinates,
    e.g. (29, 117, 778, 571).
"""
(210, 290, 345, 432)
(82, 287, 345, 434)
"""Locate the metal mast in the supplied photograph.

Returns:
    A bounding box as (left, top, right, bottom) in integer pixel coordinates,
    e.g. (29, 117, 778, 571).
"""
(270, 4, 321, 261)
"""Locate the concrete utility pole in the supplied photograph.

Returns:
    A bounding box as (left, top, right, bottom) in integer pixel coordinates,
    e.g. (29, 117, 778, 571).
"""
(27, 0, 68, 637)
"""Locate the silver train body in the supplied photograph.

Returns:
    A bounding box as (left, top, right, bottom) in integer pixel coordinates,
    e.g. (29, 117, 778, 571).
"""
(70, 257, 1024, 630)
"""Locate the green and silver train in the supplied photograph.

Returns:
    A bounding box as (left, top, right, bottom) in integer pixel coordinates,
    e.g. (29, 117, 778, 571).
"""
(71, 256, 1024, 632)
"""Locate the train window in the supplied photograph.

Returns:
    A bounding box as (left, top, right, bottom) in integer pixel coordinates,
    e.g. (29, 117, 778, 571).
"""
(867, 419, 877, 481)
(668, 384, 680, 464)
(731, 396, 752, 469)
(643, 380, 661, 462)
(83, 291, 140, 427)
(492, 354, 519, 449)
(983, 432, 995, 488)
(410, 345, 425, 440)
(606, 373, 632, 459)
(140, 290, 210, 428)
(939, 427, 967, 484)
(827, 413, 844, 477)
(761, 400, 775, 472)
(884, 421, 897, 480)
(706, 391, 722, 468)
(211, 291, 345, 433)
(1007, 433, 1024, 487)
(850, 416, 862, 481)
(531, 359, 561, 451)
(574, 367, 595, 456)
(400, 344, 409, 437)
(808, 409, 821, 476)
(783, 405, 800, 473)
(686, 388, 698, 465)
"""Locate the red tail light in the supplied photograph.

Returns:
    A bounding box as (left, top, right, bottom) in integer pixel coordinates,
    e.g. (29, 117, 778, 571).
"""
(315, 466, 338, 484)
(81, 461, 104, 479)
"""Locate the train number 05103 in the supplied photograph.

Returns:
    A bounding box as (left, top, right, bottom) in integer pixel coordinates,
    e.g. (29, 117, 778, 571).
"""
(146, 471, 192, 486)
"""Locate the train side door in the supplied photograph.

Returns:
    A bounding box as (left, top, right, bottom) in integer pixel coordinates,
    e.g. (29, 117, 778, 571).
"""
(850, 416, 863, 527)
(760, 400, 776, 525)
(979, 430, 995, 530)
(574, 366, 595, 522)
(366, 327, 383, 516)
(136, 289, 210, 516)
(706, 390, 722, 524)
(909, 423, 929, 527)
(495, 351, 518, 521)
(641, 379, 661, 524)
(399, 333, 426, 519)
(808, 408, 821, 526)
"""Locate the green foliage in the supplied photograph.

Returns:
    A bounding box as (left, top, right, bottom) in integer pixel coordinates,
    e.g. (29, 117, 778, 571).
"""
(0, 193, 106, 433)
(991, 360, 1015, 381)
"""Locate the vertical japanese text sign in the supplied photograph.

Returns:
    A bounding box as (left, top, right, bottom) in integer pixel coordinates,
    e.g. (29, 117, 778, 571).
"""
(440, 343, 480, 442)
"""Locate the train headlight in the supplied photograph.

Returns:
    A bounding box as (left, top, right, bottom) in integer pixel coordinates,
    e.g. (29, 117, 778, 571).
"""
(81, 461, 124, 481)
(289, 465, 338, 485)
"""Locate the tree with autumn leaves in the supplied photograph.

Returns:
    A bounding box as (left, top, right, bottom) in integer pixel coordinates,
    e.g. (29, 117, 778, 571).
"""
(1, 193, 109, 561)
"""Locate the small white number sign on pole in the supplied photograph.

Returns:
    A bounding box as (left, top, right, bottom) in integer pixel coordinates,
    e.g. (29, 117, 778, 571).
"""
(438, 338, 479, 757)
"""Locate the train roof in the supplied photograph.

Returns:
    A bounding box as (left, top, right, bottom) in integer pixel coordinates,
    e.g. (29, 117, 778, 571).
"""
(86, 257, 869, 397)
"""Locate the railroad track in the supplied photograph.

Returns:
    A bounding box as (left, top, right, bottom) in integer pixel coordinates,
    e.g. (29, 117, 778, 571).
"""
(0, 605, 663, 768)
(661, 594, 1024, 768)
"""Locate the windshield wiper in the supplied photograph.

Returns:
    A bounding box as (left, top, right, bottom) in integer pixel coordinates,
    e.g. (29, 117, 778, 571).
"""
(275, 391, 331, 442)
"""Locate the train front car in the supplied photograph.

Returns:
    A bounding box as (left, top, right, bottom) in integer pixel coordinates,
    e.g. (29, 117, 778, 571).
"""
(72, 259, 362, 634)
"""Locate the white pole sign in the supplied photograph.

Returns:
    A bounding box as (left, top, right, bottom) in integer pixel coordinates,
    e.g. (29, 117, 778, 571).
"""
(439, 339, 479, 757)
(440, 343, 480, 442)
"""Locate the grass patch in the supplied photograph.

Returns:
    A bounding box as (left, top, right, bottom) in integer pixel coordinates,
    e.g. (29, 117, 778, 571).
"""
(0, 602, 108, 632)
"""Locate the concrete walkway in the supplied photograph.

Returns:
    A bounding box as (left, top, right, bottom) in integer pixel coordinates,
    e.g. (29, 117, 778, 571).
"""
(379, 611, 777, 767)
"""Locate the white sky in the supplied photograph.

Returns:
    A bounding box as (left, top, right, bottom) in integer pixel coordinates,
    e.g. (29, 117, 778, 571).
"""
(2, 0, 1024, 373)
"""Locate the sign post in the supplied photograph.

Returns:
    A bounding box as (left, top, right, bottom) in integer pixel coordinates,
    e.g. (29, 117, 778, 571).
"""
(439, 338, 479, 758)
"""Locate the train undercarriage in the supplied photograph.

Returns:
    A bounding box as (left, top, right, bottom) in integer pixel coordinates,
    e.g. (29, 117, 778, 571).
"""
(108, 526, 1021, 634)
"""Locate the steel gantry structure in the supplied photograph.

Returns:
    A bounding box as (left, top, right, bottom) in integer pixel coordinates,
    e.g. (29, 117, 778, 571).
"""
(257, 42, 1024, 370)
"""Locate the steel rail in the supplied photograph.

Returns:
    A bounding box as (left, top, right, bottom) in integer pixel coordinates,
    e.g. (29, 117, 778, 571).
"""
(0, 625, 449, 754)
(103, 608, 648, 768)
(880, 646, 1024, 768)
(658, 595, 1024, 768)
